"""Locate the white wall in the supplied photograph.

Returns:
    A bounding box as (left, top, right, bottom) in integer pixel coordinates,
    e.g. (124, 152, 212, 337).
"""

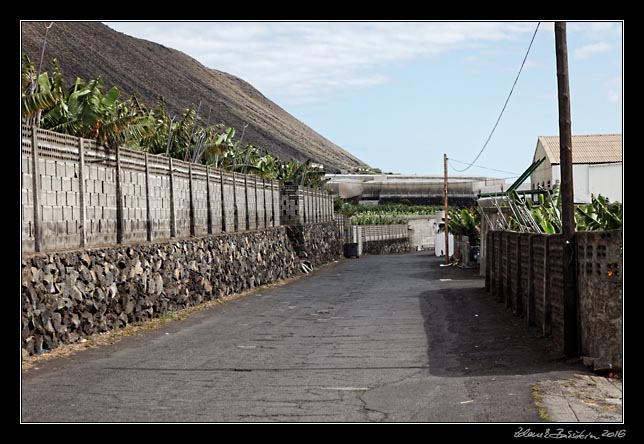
(589, 163, 622, 203)
(551, 163, 622, 204)
(407, 217, 436, 249)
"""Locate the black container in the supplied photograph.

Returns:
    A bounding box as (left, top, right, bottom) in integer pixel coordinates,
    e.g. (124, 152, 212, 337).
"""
(344, 243, 359, 258)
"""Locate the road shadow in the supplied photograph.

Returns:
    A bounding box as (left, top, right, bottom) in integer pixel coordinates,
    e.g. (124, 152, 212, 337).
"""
(418, 258, 585, 377)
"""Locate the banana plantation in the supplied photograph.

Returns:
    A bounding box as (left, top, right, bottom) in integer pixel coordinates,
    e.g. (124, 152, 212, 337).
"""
(21, 54, 325, 188)
(485, 186, 622, 234)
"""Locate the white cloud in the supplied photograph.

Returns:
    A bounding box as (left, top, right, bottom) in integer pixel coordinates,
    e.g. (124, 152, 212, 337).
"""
(105, 21, 538, 105)
(574, 42, 612, 60)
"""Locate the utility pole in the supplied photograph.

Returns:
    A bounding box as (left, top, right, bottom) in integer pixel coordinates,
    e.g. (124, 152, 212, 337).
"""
(555, 21, 578, 357)
(443, 153, 449, 264)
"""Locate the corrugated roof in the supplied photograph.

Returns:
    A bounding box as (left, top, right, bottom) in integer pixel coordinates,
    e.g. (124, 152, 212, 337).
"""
(538, 134, 622, 164)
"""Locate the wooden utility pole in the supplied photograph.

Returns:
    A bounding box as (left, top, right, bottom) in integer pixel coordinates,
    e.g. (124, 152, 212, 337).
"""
(555, 21, 578, 357)
(443, 153, 449, 264)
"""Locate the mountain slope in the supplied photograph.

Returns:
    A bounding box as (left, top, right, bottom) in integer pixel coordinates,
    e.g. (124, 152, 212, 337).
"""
(20, 21, 364, 172)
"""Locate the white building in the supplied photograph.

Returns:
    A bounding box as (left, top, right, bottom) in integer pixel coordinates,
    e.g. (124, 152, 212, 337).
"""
(530, 134, 622, 204)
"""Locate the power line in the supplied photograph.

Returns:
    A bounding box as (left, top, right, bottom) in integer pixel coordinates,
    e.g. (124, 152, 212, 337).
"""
(448, 158, 519, 176)
(451, 22, 540, 172)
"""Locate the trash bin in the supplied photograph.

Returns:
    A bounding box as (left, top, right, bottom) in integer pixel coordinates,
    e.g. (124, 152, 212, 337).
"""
(470, 246, 480, 264)
(344, 242, 360, 258)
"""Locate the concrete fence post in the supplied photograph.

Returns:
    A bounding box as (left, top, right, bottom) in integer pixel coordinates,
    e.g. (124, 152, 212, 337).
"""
(115, 146, 124, 244)
(232, 171, 238, 232)
(270, 180, 275, 227)
(78, 137, 87, 247)
(144, 152, 152, 242)
(206, 166, 212, 235)
(30, 126, 43, 252)
(244, 174, 250, 231)
(262, 178, 268, 228)
(220, 170, 227, 232)
(169, 157, 176, 238)
(188, 163, 195, 237)
(254, 175, 259, 230)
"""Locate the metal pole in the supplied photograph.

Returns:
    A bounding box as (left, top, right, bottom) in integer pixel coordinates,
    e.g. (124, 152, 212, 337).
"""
(555, 21, 578, 357)
(443, 153, 449, 264)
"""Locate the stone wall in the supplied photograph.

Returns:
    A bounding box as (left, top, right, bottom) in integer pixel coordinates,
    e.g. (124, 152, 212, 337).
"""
(357, 224, 411, 256)
(21, 228, 300, 355)
(361, 238, 411, 255)
(286, 221, 343, 268)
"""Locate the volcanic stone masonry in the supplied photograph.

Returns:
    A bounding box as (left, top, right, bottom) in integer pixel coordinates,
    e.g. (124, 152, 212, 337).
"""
(21, 225, 340, 356)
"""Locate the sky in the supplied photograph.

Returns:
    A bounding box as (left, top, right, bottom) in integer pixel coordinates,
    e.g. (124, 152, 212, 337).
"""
(104, 21, 622, 179)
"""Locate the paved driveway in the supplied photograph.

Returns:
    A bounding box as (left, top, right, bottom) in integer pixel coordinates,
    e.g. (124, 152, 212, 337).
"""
(21, 252, 584, 422)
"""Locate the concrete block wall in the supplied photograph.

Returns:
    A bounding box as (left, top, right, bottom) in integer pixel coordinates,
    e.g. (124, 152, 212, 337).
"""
(191, 165, 209, 237)
(21, 126, 288, 253)
(271, 182, 280, 227)
(173, 169, 191, 238)
(22, 127, 35, 251)
(279, 185, 333, 227)
(357, 224, 411, 255)
(485, 229, 622, 368)
(147, 158, 172, 240)
(256, 179, 266, 229)
(577, 230, 622, 371)
(247, 177, 257, 231)
(222, 174, 236, 232)
(281, 185, 304, 225)
(235, 175, 247, 231)
(208, 169, 223, 234)
(120, 157, 148, 243)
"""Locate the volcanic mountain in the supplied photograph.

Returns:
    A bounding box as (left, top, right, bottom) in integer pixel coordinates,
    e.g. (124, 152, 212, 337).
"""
(21, 21, 364, 172)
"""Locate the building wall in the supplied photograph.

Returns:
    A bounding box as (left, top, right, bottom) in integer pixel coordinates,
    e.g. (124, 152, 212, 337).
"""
(531, 139, 623, 204)
(588, 163, 623, 203)
(550, 163, 622, 204)
(531, 139, 553, 189)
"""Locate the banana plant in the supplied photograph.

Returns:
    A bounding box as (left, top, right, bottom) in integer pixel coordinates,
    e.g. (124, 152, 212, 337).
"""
(448, 208, 481, 245)
(508, 186, 621, 233)
(21, 54, 65, 125)
(575, 194, 622, 231)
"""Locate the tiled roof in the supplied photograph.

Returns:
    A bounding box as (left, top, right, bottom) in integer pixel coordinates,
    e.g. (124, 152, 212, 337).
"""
(538, 134, 622, 164)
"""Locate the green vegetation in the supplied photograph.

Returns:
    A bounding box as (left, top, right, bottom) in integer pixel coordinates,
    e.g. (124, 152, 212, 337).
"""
(338, 203, 442, 226)
(342, 203, 441, 218)
(506, 186, 622, 233)
(21, 54, 325, 188)
(448, 208, 481, 246)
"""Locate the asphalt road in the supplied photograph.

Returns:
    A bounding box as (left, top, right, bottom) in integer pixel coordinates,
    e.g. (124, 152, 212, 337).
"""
(21, 252, 585, 423)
